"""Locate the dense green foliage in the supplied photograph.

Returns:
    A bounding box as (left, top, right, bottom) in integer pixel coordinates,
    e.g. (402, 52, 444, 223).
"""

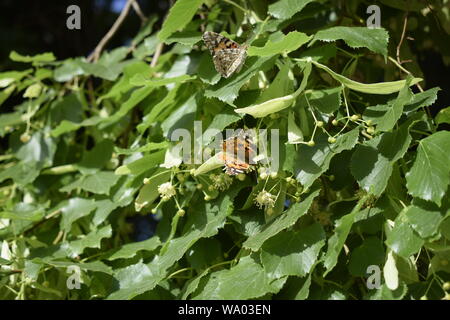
(1, 0, 450, 300)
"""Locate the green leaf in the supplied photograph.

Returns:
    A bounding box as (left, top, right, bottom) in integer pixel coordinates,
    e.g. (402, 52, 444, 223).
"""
(268, 0, 315, 20)
(32, 258, 112, 274)
(404, 87, 440, 114)
(165, 31, 202, 46)
(51, 116, 102, 137)
(248, 32, 311, 57)
(305, 87, 342, 114)
(158, 0, 205, 41)
(108, 190, 238, 299)
(405, 201, 443, 239)
(129, 74, 194, 87)
(107, 236, 161, 261)
(23, 83, 42, 98)
(260, 223, 325, 278)
(308, 60, 421, 94)
(364, 83, 413, 132)
(78, 139, 114, 175)
(0, 69, 32, 87)
(192, 256, 286, 299)
(115, 150, 165, 176)
(134, 169, 171, 210)
(386, 216, 424, 258)
(348, 237, 385, 277)
(60, 198, 97, 232)
(243, 189, 320, 251)
(53, 59, 85, 82)
(323, 195, 370, 274)
(351, 117, 416, 196)
(67, 225, 112, 257)
(312, 27, 389, 57)
(9, 51, 56, 63)
(205, 56, 277, 104)
(294, 128, 359, 190)
(436, 106, 450, 125)
(60, 171, 120, 195)
(99, 86, 154, 129)
(405, 131, 450, 206)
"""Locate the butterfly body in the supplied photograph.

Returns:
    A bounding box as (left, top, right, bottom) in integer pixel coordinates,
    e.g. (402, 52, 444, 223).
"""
(202, 31, 248, 78)
(220, 130, 256, 175)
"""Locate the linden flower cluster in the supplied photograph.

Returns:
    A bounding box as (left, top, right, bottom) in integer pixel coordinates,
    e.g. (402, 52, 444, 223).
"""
(158, 182, 176, 201)
(210, 173, 233, 191)
(254, 190, 276, 210)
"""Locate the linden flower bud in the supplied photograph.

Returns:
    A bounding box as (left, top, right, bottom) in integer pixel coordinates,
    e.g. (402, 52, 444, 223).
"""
(316, 121, 324, 128)
(366, 120, 373, 126)
(204, 195, 212, 201)
(443, 282, 450, 291)
(307, 140, 315, 147)
(237, 173, 246, 181)
(189, 169, 196, 175)
(254, 190, 276, 209)
(157, 182, 176, 199)
(151, 208, 157, 214)
(350, 114, 360, 121)
(20, 133, 31, 143)
(211, 173, 233, 191)
(329, 175, 335, 181)
(177, 209, 186, 217)
(286, 177, 293, 183)
(332, 119, 339, 126)
(270, 171, 278, 179)
(367, 126, 375, 134)
(196, 184, 203, 190)
(328, 137, 337, 144)
(143, 178, 150, 184)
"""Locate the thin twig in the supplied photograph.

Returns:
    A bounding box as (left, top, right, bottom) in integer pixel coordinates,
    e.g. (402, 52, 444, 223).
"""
(87, 0, 134, 62)
(131, 0, 147, 23)
(388, 56, 424, 92)
(396, 13, 408, 65)
(150, 43, 164, 67)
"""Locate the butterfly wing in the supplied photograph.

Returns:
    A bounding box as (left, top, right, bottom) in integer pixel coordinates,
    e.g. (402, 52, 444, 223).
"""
(213, 48, 247, 78)
(202, 31, 247, 78)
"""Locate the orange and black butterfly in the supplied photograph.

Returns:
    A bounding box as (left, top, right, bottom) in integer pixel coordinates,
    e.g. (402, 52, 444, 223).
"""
(220, 130, 256, 175)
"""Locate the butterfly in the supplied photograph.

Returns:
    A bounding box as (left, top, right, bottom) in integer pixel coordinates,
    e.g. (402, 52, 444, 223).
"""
(220, 130, 256, 176)
(202, 31, 248, 78)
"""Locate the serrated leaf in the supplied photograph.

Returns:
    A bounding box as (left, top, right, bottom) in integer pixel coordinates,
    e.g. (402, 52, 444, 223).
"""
(108, 190, 239, 299)
(9, 51, 55, 63)
(66, 225, 112, 257)
(248, 31, 311, 57)
(243, 189, 320, 251)
(364, 82, 413, 132)
(405, 131, 450, 206)
(115, 150, 165, 176)
(107, 236, 161, 261)
(348, 237, 385, 277)
(158, 0, 205, 41)
(192, 256, 286, 299)
(60, 171, 120, 195)
(60, 198, 97, 232)
(268, 0, 315, 20)
(385, 218, 424, 258)
(312, 27, 389, 57)
(405, 201, 443, 239)
(260, 223, 325, 278)
(435, 106, 450, 125)
(295, 128, 359, 190)
(205, 56, 277, 104)
(323, 195, 370, 274)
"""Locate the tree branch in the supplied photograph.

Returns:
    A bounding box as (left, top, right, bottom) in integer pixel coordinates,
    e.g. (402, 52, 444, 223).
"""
(87, 0, 134, 62)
